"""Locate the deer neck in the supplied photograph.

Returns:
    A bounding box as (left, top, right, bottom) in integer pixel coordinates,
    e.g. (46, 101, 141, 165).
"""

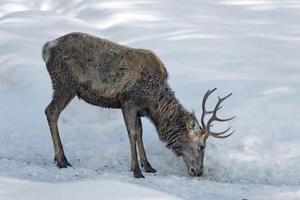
(147, 86, 190, 151)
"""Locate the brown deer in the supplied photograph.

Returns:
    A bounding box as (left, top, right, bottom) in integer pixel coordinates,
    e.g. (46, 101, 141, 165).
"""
(43, 32, 235, 178)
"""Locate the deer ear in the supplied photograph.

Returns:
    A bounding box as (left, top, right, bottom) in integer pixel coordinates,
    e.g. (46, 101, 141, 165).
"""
(186, 115, 195, 132)
(186, 114, 201, 135)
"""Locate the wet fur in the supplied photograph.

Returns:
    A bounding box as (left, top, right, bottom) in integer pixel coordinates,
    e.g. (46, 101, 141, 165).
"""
(43, 32, 193, 177)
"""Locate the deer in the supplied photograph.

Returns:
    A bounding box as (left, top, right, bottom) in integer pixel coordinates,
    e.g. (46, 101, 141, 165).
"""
(43, 32, 235, 178)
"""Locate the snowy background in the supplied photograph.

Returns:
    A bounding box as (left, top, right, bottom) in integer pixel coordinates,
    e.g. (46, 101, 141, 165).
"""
(0, 0, 300, 199)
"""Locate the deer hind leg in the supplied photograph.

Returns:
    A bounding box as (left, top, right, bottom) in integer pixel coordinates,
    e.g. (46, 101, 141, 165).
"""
(121, 102, 144, 178)
(45, 88, 75, 168)
(136, 117, 156, 173)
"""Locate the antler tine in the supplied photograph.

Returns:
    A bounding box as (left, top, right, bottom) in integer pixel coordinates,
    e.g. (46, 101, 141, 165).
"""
(210, 126, 232, 136)
(206, 106, 222, 114)
(215, 93, 232, 111)
(210, 130, 235, 139)
(201, 88, 217, 130)
(215, 115, 236, 122)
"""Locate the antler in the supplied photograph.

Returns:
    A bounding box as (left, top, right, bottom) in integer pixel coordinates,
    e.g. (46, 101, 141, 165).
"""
(200, 88, 236, 138)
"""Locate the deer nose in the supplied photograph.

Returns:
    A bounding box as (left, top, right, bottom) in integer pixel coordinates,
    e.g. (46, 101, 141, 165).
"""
(196, 169, 203, 176)
(199, 145, 205, 151)
(189, 167, 203, 176)
(189, 167, 196, 176)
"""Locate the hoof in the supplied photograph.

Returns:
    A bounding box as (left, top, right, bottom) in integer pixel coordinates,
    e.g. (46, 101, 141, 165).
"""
(142, 162, 157, 173)
(144, 164, 157, 173)
(56, 161, 72, 168)
(55, 154, 72, 168)
(133, 168, 145, 178)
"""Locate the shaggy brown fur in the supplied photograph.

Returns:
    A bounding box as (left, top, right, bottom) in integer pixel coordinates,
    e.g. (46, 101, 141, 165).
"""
(43, 32, 198, 178)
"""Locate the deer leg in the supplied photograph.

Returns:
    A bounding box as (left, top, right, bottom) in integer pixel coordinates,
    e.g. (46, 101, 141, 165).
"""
(121, 102, 144, 178)
(45, 91, 75, 168)
(136, 117, 156, 173)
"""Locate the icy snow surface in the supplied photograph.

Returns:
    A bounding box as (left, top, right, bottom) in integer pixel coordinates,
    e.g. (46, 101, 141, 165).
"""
(0, 0, 299, 199)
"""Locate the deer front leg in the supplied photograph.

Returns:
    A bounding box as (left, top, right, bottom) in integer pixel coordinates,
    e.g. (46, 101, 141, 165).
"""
(121, 102, 144, 178)
(136, 117, 156, 173)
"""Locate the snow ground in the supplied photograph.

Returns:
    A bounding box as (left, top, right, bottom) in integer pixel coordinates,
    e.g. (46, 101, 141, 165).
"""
(0, 177, 180, 200)
(0, 0, 300, 199)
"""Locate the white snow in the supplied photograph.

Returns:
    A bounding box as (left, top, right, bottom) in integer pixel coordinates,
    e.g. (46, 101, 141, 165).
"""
(0, 177, 180, 200)
(0, 0, 300, 199)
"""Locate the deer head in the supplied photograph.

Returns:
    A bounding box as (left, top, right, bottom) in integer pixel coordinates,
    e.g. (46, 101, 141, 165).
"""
(181, 88, 235, 176)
